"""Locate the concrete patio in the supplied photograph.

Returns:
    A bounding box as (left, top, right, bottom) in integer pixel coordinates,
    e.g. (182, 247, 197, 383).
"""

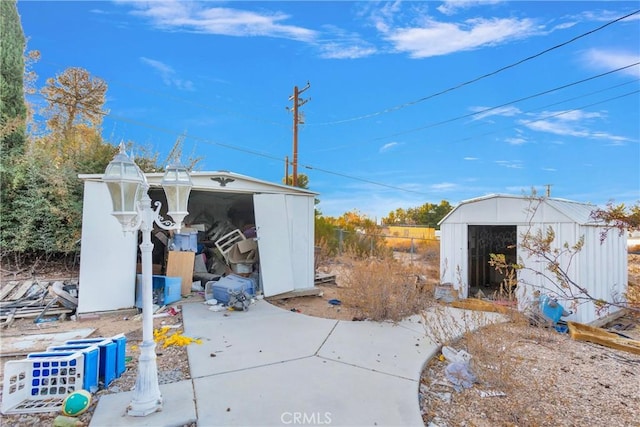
(90, 300, 503, 426)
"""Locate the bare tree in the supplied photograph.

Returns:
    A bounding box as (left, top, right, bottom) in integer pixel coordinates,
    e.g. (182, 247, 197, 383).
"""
(41, 67, 108, 138)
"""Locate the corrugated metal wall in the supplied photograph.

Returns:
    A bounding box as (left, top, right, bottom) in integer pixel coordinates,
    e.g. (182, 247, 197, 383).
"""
(439, 196, 628, 324)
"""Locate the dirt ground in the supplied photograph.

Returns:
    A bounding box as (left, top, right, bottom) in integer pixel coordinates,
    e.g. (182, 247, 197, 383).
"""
(0, 253, 639, 426)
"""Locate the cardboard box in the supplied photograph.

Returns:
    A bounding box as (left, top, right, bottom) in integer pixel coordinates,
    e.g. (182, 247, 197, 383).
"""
(227, 240, 258, 264)
(237, 238, 257, 253)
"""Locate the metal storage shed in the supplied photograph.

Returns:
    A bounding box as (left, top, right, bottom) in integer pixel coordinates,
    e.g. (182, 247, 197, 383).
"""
(76, 171, 317, 314)
(439, 194, 628, 324)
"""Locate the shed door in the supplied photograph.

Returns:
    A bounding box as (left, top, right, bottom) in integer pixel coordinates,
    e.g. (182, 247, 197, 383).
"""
(78, 181, 138, 313)
(253, 194, 295, 296)
(468, 225, 517, 297)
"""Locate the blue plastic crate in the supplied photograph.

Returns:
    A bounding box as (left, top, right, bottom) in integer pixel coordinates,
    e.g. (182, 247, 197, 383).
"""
(136, 275, 182, 308)
(111, 334, 127, 377)
(66, 334, 127, 380)
(44, 345, 99, 392)
(63, 338, 117, 387)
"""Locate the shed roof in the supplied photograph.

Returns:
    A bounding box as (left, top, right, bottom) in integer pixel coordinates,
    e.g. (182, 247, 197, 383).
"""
(79, 170, 318, 196)
(439, 194, 602, 226)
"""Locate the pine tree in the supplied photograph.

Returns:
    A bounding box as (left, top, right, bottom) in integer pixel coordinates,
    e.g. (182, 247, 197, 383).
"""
(0, 0, 28, 262)
(0, 0, 27, 157)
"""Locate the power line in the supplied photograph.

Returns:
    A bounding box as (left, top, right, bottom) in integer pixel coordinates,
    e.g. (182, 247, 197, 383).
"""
(100, 113, 433, 195)
(369, 63, 640, 142)
(450, 78, 640, 145)
(311, 63, 639, 153)
(517, 89, 640, 130)
(308, 9, 640, 126)
(31, 84, 635, 197)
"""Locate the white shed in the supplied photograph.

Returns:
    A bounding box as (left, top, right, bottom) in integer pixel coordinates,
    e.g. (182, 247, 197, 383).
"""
(439, 194, 628, 325)
(77, 171, 317, 314)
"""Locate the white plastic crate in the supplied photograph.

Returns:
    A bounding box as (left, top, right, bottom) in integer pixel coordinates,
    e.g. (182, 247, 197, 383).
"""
(1, 352, 84, 415)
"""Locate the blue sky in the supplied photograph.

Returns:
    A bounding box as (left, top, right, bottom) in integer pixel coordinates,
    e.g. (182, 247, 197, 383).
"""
(19, 1, 640, 220)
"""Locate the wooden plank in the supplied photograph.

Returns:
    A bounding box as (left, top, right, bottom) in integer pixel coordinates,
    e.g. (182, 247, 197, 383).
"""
(568, 321, 640, 355)
(449, 298, 511, 314)
(314, 273, 336, 285)
(166, 251, 196, 296)
(0, 298, 50, 309)
(0, 281, 20, 301)
(0, 307, 72, 320)
(8, 280, 35, 301)
(267, 287, 323, 301)
(2, 308, 17, 328)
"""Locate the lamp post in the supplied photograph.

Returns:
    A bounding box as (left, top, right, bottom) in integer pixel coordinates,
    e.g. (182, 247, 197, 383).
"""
(103, 143, 192, 416)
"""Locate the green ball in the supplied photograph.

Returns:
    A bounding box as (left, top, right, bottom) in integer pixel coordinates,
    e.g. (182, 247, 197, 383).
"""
(61, 389, 92, 416)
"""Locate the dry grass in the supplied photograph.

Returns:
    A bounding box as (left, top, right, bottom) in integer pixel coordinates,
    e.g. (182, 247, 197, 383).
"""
(338, 255, 437, 322)
(421, 320, 640, 427)
(626, 254, 640, 317)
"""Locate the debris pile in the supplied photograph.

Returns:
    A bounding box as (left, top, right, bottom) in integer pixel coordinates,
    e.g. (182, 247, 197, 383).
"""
(0, 280, 77, 326)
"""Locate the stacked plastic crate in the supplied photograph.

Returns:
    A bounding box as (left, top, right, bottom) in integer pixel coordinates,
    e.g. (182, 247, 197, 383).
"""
(1, 334, 127, 415)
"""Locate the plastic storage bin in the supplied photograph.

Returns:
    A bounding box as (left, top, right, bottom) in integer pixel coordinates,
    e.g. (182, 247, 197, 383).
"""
(207, 274, 255, 304)
(136, 275, 182, 308)
(1, 352, 85, 414)
(65, 334, 126, 384)
(50, 340, 116, 388)
(172, 232, 198, 252)
(44, 345, 100, 392)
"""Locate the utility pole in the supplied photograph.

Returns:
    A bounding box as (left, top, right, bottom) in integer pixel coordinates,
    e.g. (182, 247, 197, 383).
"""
(288, 82, 310, 187)
(285, 156, 289, 186)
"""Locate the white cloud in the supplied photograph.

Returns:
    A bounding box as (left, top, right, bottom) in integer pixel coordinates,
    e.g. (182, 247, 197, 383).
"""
(505, 137, 527, 145)
(581, 49, 640, 77)
(140, 57, 194, 91)
(319, 43, 377, 59)
(430, 182, 457, 191)
(520, 109, 632, 144)
(379, 142, 402, 153)
(495, 160, 523, 169)
(542, 167, 557, 172)
(470, 105, 521, 121)
(437, 0, 505, 16)
(317, 24, 378, 59)
(121, 0, 317, 42)
(464, 156, 478, 161)
(384, 17, 538, 58)
(576, 9, 640, 23)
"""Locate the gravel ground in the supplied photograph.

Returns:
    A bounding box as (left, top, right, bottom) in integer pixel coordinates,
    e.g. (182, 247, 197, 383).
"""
(420, 319, 640, 427)
(0, 305, 196, 427)
(2, 254, 639, 426)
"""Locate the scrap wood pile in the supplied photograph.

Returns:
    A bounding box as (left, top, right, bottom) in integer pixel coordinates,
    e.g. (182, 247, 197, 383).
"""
(0, 280, 77, 326)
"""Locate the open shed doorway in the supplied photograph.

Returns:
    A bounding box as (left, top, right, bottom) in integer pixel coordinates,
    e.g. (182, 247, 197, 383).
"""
(468, 225, 517, 299)
(147, 188, 257, 272)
